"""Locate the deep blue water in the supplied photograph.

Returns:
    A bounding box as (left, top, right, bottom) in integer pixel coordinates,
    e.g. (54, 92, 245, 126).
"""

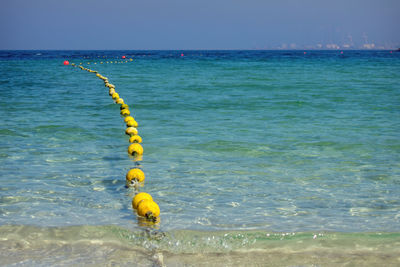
(0, 50, 399, 233)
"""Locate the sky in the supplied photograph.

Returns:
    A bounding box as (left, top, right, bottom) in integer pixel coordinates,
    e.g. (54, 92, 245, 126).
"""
(0, 0, 399, 50)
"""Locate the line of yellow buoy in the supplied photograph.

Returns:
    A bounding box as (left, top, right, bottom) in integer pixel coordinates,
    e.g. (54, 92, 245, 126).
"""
(69, 61, 161, 224)
(75, 58, 134, 66)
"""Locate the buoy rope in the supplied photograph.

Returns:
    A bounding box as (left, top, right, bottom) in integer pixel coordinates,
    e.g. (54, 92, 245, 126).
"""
(66, 57, 161, 225)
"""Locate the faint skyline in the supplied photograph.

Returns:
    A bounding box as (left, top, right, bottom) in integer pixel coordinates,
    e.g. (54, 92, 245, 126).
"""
(0, 0, 399, 50)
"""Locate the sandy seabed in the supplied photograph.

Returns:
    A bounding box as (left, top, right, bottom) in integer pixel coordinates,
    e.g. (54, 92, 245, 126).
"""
(1, 225, 399, 266)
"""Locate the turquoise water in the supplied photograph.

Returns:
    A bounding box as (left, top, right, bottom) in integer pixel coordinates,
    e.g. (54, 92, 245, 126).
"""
(1, 50, 400, 265)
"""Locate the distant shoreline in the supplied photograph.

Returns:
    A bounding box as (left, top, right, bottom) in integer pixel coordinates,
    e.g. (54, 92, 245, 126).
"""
(0, 49, 398, 51)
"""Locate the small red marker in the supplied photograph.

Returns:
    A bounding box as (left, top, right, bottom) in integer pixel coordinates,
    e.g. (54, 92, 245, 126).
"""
(122, 55, 126, 59)
(340, 51, 343, 54)
(181, 53, 184, 57)
(303, 51, 307, 55)
(390, 51, 393, 54)
(63, 60, 69, 65)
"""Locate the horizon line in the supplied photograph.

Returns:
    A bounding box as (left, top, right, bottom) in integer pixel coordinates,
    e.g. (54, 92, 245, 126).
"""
(0, 48, 398, 51)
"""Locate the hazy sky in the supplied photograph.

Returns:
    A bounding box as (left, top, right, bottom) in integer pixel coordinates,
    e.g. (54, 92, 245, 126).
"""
(0, 0, 399, 49)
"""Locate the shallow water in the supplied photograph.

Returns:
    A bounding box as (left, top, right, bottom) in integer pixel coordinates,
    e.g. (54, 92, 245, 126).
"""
(1, 225, 399, 266)
(1, 50, 400, 265)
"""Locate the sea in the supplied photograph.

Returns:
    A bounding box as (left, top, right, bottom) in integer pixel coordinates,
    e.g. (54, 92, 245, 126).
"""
(0, 50, 399, 266)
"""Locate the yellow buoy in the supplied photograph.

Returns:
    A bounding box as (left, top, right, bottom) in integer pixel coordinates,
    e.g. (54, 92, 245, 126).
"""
(137, 200, 160, 220)
(112, 92, 119, 100)
(107, 83, 115, 89)
(124, 116, 135, 123)
(129, 135, 142, 143)
(132, 192, 153, 210)
(128, 143, 143, 156)
(116, 98, 124, 104)
(109, 89, 116, 95)
(125, 127, 138, 135)
(121, 109, 130, 116)
(126, 168, 145, 183)
(120, 104, 129, 110)
(126, 119, 138, 127)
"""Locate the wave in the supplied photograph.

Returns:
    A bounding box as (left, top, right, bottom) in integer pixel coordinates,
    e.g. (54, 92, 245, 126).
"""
(1, 224, 399, 266)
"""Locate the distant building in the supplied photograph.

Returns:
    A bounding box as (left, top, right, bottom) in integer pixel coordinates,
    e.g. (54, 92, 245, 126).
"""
(362, 43, 375, 49)
(326, 44, 340, 49)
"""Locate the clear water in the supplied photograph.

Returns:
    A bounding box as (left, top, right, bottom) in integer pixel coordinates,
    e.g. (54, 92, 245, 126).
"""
(0, 50, 399, 265)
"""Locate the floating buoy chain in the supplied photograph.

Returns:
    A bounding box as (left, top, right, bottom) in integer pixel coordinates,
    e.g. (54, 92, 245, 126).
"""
(70, 56, 134, 66)
(66, 59, 160, 224)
